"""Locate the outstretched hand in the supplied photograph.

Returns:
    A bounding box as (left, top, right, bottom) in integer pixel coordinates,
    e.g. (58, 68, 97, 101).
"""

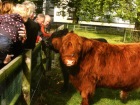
(18, 24, 27, 43)
(40, 24, 51, 37)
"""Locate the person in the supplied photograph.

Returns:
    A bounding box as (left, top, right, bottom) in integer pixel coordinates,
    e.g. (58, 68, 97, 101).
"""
(40, 15, 52, 37)
(22, 0, 36, 20)
(44, 15, 52, 31)
(40, 15, 52, 70)
(35, 13, 45, 43)
(0, 4, 28, 68)
(35, 13, 45, 25)
(22, 0, 40, 50)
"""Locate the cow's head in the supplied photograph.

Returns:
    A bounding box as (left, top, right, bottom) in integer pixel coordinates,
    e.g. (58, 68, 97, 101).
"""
(45, 28, 69, 52)
(56, 32, 93, 67)
(50, 30, 107, 67)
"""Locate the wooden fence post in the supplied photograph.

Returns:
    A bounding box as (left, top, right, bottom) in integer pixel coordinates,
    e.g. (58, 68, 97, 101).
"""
(22, 49, 32, 105)
(73, 25, 75, 30)
(123, 29, 127, 42)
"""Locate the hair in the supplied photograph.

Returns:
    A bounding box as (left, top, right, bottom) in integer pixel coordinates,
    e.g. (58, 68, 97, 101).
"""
(45, 15, 52, 21)
(0, 1, 2, 14)
(35, 13, 45, 24)
(37, 13, 45, 19)
(12, 4, 28, 21)
(1, 1, 15, 14)
(22, 0, 36, 19)
(44, 15, 52, 26)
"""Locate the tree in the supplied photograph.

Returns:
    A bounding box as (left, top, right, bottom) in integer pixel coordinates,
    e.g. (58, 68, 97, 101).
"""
(52, 0, 81, 23)
(135, 0, 140, 29)
(53, 0, 139, 27)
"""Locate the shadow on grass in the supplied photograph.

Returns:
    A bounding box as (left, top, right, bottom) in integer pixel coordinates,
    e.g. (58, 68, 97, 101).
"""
(32, 68, 140, 105)
(31, 55, 140, 105)
(32, 67, 78, 105)
(90, 88, 140, 105)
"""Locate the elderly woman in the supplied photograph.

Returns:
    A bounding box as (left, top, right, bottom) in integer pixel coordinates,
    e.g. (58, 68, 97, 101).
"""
(22, 0, 40, 50)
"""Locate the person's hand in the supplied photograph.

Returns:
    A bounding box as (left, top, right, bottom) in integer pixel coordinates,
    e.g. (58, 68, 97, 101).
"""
(40, 24, 51, 37)
(39, 36, 42, 42)
(3, 54, 14, 64)
(40, 23, 45, 28)
(18, 25, 27, 43)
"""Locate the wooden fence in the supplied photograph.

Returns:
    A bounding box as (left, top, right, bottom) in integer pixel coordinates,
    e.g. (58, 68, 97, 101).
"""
(66, 24, 97, 32)
(0, 42, 46, 105)
(65, 24, 140, 42)
(123, 29, 140, 42)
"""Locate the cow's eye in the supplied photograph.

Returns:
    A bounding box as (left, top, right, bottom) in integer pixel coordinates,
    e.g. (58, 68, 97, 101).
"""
(71, 53, 74, 57)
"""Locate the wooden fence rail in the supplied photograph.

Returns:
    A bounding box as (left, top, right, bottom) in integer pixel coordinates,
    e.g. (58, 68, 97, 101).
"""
(66, 24, 97, 32)
(123, 29, 140, 42)
(0, 42, 45, 105)
(66, 24, 138, 42)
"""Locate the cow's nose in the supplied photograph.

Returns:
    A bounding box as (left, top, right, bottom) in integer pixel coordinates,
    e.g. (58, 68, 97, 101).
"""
(65, 59, 75, 66)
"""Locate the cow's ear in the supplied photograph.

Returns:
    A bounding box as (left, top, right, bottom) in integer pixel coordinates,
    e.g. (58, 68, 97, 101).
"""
(82, 39, 93, 53)
(52, 38, 62, 51)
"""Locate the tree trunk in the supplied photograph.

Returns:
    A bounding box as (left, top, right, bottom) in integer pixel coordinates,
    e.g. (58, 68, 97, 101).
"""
(135, 12, 140, 29)
(133, 12, 140, 42)
(42, 0, 46, 14)
(72, 8, 79, 24)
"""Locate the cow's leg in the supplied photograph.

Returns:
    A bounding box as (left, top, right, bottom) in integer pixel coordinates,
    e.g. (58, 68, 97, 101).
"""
(61, 68, 69, 92)
(80, 85, 95, 105)
(81, 91, 89, 105)
(81, 98, 89, 105)
(120, 90, 129, 100)
(60, 58, 69, 92)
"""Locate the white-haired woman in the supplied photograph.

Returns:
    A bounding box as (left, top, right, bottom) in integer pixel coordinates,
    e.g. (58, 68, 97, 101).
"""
(22, 0, 40, 50)
(22, 0, 36, 19)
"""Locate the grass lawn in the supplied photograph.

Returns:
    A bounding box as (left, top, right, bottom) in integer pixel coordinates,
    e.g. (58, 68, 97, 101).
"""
(32, 31, 140, 105)
(75, 30, 125, 44)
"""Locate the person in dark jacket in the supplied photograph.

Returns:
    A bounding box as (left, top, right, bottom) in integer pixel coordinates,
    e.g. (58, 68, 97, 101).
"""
(23, 18, 40, 49)
(22, 0, 40, 50)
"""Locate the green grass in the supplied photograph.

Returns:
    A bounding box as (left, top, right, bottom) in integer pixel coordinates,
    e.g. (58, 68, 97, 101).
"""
(32, 31, 140, 105)
(75, 30, 124, 44)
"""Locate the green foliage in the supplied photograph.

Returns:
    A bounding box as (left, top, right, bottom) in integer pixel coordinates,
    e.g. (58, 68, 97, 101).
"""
(136, 0, 140, 22)
(75, 30, 124, 44)
(53, 0, 140, 24)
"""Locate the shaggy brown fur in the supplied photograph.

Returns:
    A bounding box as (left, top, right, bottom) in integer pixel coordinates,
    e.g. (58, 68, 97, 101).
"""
(52, 32, 140, 105)
(49, 29, 107, 92)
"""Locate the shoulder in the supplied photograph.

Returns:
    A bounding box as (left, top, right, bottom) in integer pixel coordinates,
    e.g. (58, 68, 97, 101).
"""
(11, 13, 23, 22)
(24, 18, 40, 35)
(0, 14, 23, 23)
(25, 18, 40, 29)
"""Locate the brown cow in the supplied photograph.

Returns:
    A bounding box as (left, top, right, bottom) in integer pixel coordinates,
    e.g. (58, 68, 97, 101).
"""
(52, 32, 140, 105)
(48, 29, 107, 92)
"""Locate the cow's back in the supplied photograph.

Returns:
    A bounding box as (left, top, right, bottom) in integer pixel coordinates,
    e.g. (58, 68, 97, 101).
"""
(79, 42, 140, 90)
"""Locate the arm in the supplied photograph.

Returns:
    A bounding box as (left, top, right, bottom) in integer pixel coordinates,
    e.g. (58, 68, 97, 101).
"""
(18, 25, 27, 43)
(11, 14, 27, 43)
(40, 24, 51, 37)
